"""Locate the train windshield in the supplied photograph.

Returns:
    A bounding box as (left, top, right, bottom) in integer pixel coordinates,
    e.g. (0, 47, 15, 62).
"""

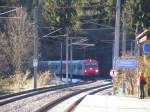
(85, 63, 98, 67)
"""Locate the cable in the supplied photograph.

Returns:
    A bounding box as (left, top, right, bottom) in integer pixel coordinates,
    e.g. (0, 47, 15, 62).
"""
(0, 6, 20, 8)
(78, 28, 114, 31)
(0, 16, 21, 19)
(0, 8, 19, 16)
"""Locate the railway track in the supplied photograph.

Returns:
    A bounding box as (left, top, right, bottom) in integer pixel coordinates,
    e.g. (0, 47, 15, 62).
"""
(0, 81, 93, 106)
(0, 80, 111, 112)
(41, 82, 112, 112)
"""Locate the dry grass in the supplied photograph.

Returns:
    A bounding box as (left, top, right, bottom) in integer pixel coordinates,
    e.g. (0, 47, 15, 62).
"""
(0, 71, 29, 92)
(0, 71, 54, 92)
(37, 71, 53, 87)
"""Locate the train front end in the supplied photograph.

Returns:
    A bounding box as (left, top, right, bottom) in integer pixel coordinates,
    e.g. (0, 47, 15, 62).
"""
(83, 59, 99, 76)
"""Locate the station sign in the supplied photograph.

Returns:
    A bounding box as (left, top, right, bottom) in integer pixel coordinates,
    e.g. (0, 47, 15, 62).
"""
(115, 59, 138, 69)
(143, 42, 150, 53)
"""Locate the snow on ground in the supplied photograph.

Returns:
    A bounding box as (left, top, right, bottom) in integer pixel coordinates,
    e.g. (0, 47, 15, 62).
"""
(49, 77, 82, 85)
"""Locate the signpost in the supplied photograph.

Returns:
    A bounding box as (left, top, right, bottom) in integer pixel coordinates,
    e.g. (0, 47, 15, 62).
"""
(110, 69, 117, 95)
(110, 69, 118, 77)
(143, 42, 150, 53)
(115, 59, 138, 69)
(33, 59, 38, 67)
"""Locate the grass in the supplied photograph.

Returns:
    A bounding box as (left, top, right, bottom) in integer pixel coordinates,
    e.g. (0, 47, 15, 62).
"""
(0, 71, 54, 94)
(37, 71, 53, 87)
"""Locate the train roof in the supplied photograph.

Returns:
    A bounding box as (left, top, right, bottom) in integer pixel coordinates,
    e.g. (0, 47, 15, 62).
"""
(40, 59, 97, 64)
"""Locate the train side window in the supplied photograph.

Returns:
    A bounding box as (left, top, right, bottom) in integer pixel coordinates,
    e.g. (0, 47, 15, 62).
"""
(73, 64, 76, 69)
(51, 64, 57, 70)
(63, 63, 65, 69)
(78, 64, 82, 70)
(71, 64, 75, 70)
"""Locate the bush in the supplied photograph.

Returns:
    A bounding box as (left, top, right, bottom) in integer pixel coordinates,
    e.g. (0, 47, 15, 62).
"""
(0, 71, 29, 92)
(37, 71, 53, 87)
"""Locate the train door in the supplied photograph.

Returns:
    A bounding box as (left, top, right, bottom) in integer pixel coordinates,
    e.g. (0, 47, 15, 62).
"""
(77, 63, 82, 75)
(81, 62, 84, 76)
(62, 63, 65, 74)
(71, 63, 74, 75)
(73, 63, 77, 75)
(69, 62, 75, 75)
(55, 63, 59, 74)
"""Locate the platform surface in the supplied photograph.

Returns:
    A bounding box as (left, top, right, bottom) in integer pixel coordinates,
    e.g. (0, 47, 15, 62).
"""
(74, 95, 150, 112)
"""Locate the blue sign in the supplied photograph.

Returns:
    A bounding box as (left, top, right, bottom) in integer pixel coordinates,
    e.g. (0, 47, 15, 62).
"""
(115, 59, 138, 69)
(143, 42, 150, 53)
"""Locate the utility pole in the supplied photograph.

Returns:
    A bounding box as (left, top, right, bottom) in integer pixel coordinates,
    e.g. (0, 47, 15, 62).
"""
(130, 40, 133, 56)
(70, 38, 73, 82)
(122, 11, 127, 95)
(33, 6, 38, 89)
(83, 47, 86, 58)
(60, 42, 63, 81)
(113, 0, 121, 95)
(135, 23, 139, 97)
(122, 11, 126, 56)
(113, 0, 121, 68)
(66, 30, 69, 83)
(121, 12, 126, 94)
(135, 23, 139, 56)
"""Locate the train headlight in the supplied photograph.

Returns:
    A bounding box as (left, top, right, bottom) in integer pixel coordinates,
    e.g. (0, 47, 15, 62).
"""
(95, 69, 99, 73)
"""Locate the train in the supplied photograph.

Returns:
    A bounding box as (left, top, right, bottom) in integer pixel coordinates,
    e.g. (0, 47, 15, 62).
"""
(38, 59, 99, 78)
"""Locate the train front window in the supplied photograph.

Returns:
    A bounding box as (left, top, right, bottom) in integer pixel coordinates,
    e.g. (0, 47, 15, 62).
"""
(85, 63, 98, 68)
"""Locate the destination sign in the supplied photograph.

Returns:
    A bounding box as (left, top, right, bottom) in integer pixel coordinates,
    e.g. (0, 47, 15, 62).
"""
(115, 59, 138, 69)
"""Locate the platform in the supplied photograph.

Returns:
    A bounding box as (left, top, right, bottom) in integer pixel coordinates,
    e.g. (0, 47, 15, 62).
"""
(74, 95, 150, 112)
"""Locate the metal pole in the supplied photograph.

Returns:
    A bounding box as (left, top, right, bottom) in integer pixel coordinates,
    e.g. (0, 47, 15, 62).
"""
(84, 47, 86, 59)
(112, 42, 114, 67)
(135, 23, 139, 97)
(33, 6, 38, 89)
(70, 38, 73, 82)
(66, 31, 69, 83)
(122, 11, 126, 56)
(113, 0, 121, 68)
(131, 41, 133, 56)
(122, 12, 126, 94)
(112, 0, 121, 95)
(135, 24, 139, 56)
(60, 42, 63, 81)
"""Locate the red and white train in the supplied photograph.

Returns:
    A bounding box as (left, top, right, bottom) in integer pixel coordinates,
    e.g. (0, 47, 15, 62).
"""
(39, 59, 99, 77)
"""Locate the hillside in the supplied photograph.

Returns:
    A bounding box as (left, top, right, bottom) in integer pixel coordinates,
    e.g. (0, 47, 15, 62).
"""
(0, 0, 149, 75)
